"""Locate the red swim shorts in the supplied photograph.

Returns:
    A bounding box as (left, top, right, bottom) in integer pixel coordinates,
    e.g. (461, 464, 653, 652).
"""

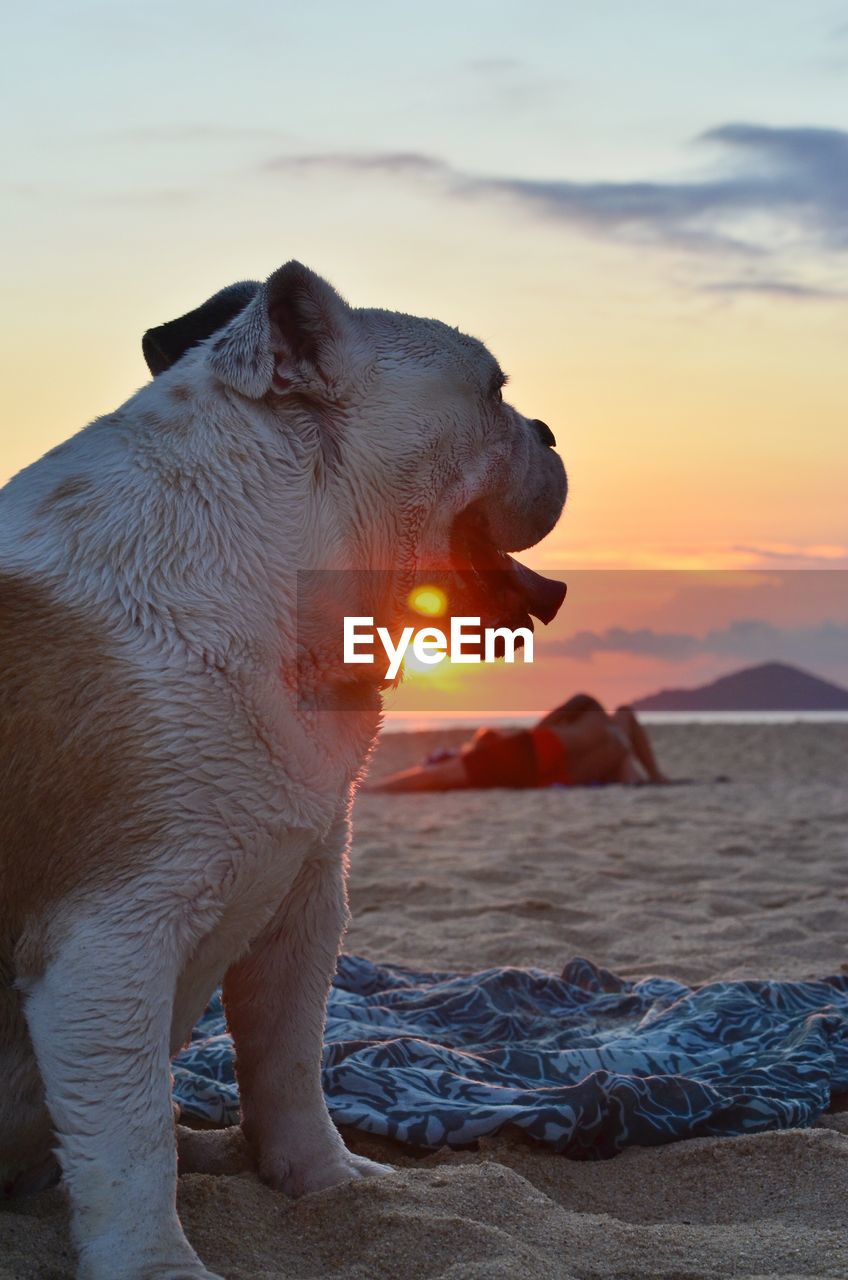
(461, 727, 570, 789)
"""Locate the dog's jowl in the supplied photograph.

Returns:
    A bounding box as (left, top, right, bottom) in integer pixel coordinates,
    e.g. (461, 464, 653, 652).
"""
(0, 262, 567, 1280)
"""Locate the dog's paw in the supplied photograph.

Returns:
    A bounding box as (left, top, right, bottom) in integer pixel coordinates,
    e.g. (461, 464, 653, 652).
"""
(341, 1153, 395, 1182)
(81, 1264, 223, 1280)
(141, 1270, 224, 1280)
(79, 1238, 223, 1280)
(271, 1150, 394, 1198)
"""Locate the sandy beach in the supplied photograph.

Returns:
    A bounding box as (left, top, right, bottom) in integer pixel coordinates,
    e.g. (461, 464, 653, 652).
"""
(2, 721, 847, 1280)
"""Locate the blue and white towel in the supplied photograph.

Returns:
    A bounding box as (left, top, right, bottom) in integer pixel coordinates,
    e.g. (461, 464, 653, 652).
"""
(172, 954, 848, 1158)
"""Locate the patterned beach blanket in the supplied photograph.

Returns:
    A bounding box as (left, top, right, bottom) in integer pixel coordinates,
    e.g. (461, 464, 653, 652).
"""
(173, 955, 848, 1158)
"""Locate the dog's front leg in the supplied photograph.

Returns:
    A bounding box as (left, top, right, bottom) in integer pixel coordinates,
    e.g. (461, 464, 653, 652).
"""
(222, 822, 392, 1196)
(23, 914, 221, 1280)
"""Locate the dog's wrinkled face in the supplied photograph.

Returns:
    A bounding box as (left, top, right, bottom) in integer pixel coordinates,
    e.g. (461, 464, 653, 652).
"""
(143, 261, 567, 638)
(348, 306, 567, 632)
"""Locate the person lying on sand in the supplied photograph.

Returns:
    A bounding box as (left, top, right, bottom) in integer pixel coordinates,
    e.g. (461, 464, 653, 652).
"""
(368, 694, 670, 792)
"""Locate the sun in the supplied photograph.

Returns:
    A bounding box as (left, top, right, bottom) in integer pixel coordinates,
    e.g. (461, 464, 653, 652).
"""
(407, 584, 448, 618)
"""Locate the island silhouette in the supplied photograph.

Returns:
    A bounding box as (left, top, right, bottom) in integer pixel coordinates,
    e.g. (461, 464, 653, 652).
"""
(632, 661, 848, 712)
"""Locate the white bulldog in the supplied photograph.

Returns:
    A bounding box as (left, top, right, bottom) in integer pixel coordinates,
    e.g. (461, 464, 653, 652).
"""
(0, 262, 567, 1279)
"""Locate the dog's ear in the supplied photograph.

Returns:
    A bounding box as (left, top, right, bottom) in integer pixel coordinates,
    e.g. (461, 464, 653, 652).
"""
(207, 261, 356, 399)
(142, 281, 261, 376)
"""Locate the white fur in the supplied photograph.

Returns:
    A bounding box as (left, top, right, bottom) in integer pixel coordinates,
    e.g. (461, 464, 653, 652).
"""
(0, 262, 566, 1279)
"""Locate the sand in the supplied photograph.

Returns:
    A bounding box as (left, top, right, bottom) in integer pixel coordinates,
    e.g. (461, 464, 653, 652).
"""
(2, 722, 847, 1279)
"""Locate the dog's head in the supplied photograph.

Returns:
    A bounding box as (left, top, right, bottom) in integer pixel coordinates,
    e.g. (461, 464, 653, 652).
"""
(143, 262, 567, 657)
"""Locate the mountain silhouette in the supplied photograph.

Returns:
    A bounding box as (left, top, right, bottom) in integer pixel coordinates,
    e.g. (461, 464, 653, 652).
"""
(632, 661, 848, 712)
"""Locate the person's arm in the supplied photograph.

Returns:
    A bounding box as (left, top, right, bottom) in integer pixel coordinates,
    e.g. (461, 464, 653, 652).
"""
(363, 754, 469, 793)
(613, 705, 669, 783)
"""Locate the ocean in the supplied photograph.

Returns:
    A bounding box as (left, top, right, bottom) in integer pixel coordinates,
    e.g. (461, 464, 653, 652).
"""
(382, 710, 848, 733)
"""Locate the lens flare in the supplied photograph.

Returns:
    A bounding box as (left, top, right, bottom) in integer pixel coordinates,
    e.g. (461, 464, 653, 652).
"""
(408, 585, 448, 617)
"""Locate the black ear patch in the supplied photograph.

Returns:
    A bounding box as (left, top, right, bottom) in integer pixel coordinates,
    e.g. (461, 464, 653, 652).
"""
(142, 281, 261, 376)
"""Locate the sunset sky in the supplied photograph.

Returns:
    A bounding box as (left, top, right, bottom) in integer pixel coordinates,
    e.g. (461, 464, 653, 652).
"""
(3, 2, 846, 710)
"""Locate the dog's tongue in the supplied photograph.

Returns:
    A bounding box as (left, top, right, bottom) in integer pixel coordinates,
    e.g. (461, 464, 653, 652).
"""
(503, 556, 567, 625)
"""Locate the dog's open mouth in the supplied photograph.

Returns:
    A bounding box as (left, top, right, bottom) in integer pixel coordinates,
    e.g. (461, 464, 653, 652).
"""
(448, 507, 566, 641)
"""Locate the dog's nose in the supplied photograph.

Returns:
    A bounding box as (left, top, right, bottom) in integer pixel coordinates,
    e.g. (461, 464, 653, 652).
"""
(532, 419, 556, 448)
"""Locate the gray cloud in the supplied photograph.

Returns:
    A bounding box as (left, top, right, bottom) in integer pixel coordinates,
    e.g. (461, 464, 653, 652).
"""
(266, 123, 848, 281)
(269, 151, 446, 177)
(460, 57, 568, 110)
(732, 544, 848, 566)
(465, 57, 525, 74)
(95, 187, 197, 206)
(551, 627, 699, 662)
(702, 279, 845, 300)
(98, 125, 296, 145)
(546, 619, 848, 668)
